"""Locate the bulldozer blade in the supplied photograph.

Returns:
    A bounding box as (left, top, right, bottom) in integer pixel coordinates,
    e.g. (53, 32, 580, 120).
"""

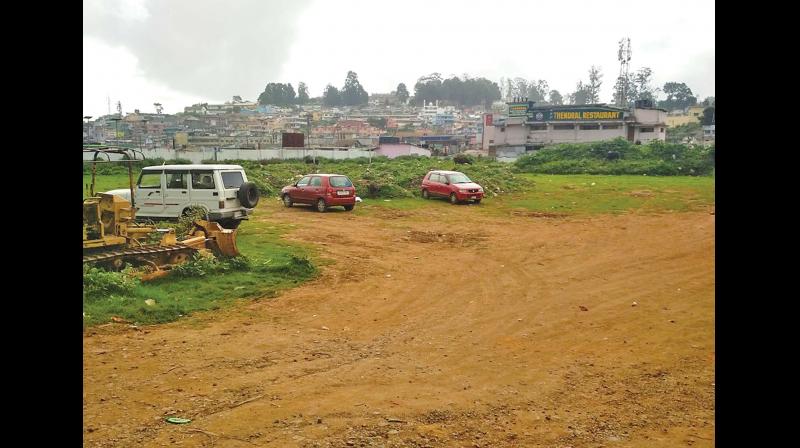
(211, 230, 239, 257)
(191, 220, 240, 258)
(140, 269, 170, 282)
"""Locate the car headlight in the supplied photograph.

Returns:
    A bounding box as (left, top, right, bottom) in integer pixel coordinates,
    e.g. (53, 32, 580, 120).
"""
(460, 189, 469, 193)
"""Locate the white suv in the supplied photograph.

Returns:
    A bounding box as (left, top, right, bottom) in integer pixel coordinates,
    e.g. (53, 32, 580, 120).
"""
(106, 164, 259, 229)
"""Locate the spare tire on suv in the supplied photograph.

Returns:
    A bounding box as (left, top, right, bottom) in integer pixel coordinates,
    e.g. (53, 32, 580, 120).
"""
(237, 182, 260, 208)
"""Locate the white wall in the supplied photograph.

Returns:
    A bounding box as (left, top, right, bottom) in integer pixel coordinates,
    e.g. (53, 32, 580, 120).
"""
(634, 128, 666, 144)
(83, 148, 375, 163)
(633, 108, 666, 124)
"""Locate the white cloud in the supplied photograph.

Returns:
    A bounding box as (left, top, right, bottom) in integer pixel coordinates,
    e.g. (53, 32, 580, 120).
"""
(83, 37, 221, 117)
(84, 0, 714, 115)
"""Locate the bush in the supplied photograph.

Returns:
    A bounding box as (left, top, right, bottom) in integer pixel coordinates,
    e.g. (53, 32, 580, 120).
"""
(171, 252, 253, 278)
(263, 255, 316, 276)
(89, 157, 533, 200)
(515, 138, 714, 176)
(83, 265, 140, 300)
(453, 154, 474, 164)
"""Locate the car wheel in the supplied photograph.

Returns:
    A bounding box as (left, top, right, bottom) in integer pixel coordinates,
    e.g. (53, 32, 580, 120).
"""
(282, 194, 293, 207)
(237, 182, 260, 208)
(316, 198, 327, 213)
(344, 204, 354, 211)
(449, 193, 458, 205)
(422, 189, 429, 199)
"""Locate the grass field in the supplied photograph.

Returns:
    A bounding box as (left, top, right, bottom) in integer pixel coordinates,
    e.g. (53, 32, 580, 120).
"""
(83, 174, 132, 198)
(83, 172, 713, 327)
(352, 173, 715, 215)
(83, 218, 317, 327)
(501, 173, 714, 215)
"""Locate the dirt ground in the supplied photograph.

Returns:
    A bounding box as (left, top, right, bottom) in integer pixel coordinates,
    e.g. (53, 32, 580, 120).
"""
(83, 201, 715, 447)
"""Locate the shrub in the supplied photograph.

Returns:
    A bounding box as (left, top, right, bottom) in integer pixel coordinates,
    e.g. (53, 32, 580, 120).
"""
(171, 252, 253, 278)
(453, 154, 474, 164)
(515, 138, 714, 176)
(83, 265, 140, 300)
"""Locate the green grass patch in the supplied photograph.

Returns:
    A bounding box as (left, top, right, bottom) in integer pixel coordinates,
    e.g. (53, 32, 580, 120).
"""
(498, 174, 714, 215)
(82, 157, 532, 200)
(82, 218, 317, 327)
(515, 138, 715, 176)
(83, 174, 132, 198)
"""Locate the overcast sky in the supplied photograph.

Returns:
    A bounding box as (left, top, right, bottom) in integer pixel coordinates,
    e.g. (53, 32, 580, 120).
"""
(83, 0, 714, 117)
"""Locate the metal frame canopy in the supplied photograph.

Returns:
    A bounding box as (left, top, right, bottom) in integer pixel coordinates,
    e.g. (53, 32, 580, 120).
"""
(83, 145, 147, 205)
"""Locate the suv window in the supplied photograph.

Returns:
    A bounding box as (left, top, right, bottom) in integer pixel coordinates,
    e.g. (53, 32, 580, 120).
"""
(166, 171, 188, 189)
(221, 171, 244, 189)
(430, 173, 441, 183)
(329, 176, 352, 187)
(191, 171, 215, 189)
(310, 177, 323, 187)
(297, 176, 311, 187)
(138, 171, 162, 189)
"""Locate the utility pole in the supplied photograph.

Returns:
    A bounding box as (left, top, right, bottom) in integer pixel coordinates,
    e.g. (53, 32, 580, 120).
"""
(616, 37, 632, 107)
(110, 116, 122, 145)
(307, 112, 315, 164)
(83, 116, 93, 143)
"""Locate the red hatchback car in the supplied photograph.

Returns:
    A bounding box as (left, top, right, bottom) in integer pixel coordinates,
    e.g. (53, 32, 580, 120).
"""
(421, 170, 484, 204)
(281, 174, 357, 212)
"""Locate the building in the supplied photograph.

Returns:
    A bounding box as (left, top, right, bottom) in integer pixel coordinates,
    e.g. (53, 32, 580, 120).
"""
(665, 105, 705, 127)
(419, 101, 457, 127)
(482, 101, 667, 159)
(666, 115, 700, 127)
(702, 124, 715, 140)
(375, 143, 431, 159)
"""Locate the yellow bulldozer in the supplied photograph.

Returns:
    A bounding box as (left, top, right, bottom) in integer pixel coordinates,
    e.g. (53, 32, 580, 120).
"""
(83, 147, 240, 278)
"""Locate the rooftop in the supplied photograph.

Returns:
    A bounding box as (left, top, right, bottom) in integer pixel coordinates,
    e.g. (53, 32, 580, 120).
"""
(142, 164, 244, 171)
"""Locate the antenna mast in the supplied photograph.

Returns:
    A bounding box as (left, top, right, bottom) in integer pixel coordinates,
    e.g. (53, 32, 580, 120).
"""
(616, 37, 632, 106)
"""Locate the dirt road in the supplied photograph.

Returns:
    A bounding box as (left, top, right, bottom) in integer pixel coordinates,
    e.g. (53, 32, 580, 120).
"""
(83, 201, 715, 447)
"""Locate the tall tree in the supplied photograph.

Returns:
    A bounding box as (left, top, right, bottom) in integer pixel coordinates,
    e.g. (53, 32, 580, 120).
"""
(341, 71, 369, 106)
(297, 82, 309, 105)
(414, 73, 500, 107)
(323, 84, 342, 107)
(527, 80, 549, 103)
(442, 76, 465, 103)
(511, 78, 528, 98)
(631, 68, 657, 102)
(395, 83, 409, 103)
(586, 66, 603, 104)
(612, 73, 631, 106)
(702, 96, 715, 107)
(659, 82, 697, 111)
(257, 83, 297, 106)
(548, 90, 563, 105)
(414, 73, 444, 105)
(568, 81, 590, 105)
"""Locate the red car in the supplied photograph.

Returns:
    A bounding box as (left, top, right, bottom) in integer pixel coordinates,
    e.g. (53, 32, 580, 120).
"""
(421, 170, 484, 204)
(281, 174, 357, 212)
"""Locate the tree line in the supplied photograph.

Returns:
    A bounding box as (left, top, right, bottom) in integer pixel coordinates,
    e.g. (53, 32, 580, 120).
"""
(257, 82, 309, 107)
(256, 67, 714, 115)
(257, 71, 502, 108)
(412, 73, 502, 107)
